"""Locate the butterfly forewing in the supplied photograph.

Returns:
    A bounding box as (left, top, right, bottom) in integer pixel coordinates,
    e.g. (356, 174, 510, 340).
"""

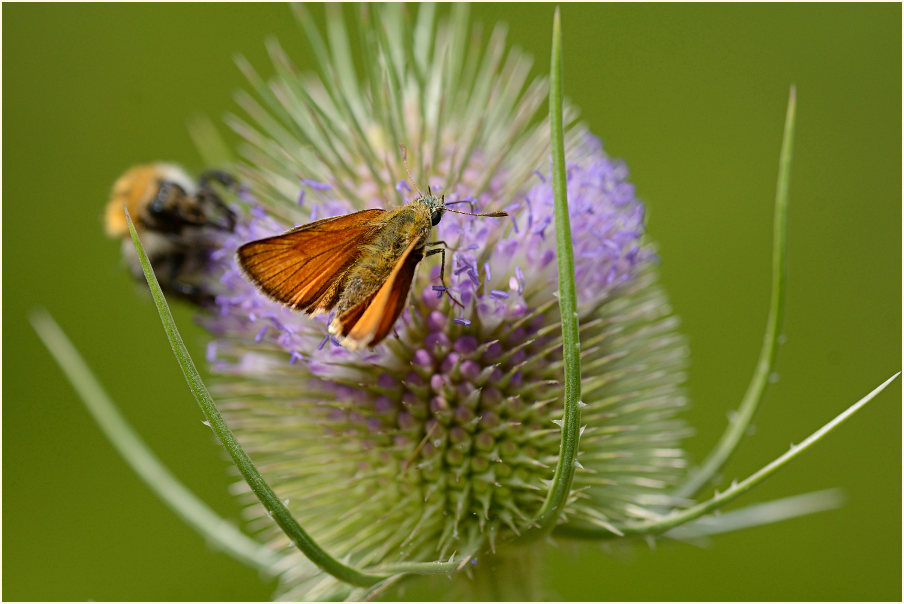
(237, 209, 384, 312)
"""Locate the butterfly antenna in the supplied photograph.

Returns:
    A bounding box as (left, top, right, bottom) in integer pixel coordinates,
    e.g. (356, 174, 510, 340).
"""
(399, 144, 425, 198)
(445, 199, 476, 212)
(444, 208, 508, 218)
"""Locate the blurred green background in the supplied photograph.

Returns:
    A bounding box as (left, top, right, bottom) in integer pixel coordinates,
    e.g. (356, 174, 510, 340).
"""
(4, 3, 900, 601)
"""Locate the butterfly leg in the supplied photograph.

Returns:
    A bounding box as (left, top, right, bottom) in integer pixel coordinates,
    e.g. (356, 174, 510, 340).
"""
(425, 242, 463, 308)
(425, 241, 450, 282)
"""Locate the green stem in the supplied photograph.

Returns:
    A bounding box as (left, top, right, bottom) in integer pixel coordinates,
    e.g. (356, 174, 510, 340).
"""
(674, 85, 796, 499)
(123, 208, 386, 588)
(556, 372, 900, 539)
(527, 6, 582, 538)
(29, 309, 281, 575)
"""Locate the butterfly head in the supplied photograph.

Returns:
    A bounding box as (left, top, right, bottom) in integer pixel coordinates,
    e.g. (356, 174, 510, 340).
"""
(421, 190, 445, 227)
(399, 145, 506, 228)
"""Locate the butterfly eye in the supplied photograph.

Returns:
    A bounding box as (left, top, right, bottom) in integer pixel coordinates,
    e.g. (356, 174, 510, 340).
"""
(430, 209, 443, 226)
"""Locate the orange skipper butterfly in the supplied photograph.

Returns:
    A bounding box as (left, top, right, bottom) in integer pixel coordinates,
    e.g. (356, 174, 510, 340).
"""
(236, 148, 506, 350)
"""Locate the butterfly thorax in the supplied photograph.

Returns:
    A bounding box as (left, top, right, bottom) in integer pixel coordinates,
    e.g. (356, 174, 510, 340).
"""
(334, 201, 433, 316)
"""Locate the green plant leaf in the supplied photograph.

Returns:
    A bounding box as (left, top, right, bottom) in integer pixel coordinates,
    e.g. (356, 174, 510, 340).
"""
(557, 371, 900, 538)
(674, 85, 797, 499)
(527, 6, 583, 538)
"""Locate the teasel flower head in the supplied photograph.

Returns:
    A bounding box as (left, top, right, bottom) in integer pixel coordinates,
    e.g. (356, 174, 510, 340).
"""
(198, 5, 688, 600)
